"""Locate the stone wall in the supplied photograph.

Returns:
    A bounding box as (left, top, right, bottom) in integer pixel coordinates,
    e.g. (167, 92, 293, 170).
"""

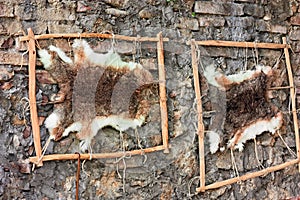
(0, 0, 300, 199)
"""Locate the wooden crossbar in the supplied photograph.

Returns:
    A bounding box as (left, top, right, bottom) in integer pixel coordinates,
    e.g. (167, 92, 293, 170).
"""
(19, 33, 169, 42)
(187, 40, 289, 49)
(30, 145, 165, 163)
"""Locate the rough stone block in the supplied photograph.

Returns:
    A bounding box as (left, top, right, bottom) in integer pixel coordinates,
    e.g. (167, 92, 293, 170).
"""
(244, 4, 264, 18)
(176, 17, 199, 31)
(139, 8, 156, 19)
(226, 17, 254, 28)
(0, 2, 14, 17)
(200, 46, 239, 58)
(290, 29, 300, 41)
(93, 40, 135, 55)
(77, 1, 91, 12)
(37, 7, 76, 21)
(164, 42, 190, 55)
(194, 1, 244, 16)
(256, 20, 287, 34)
(198, 16, 225, 27)
(6, 20, 23, 35)
(270, 25, 287, 34)
(47, 22, 82, 34)
(21, 21, 48, 35)
(0, 23, 6, 34)
(291, 41, 300, 53)
(290, 14, 300, 26)
(0, 51, 28, 65)
(15, 4, 37, 20)
(103, 0, 129, 8)
(106, 8, 128, 17)
(140, 58, 157, 70)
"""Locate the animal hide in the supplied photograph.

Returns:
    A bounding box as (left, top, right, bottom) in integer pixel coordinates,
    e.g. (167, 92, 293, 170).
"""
(204, 65, 283, 153)
(38, 39, 157, 152)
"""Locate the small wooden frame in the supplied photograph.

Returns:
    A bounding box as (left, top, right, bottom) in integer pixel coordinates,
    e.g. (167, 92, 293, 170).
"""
(22, 30, 170, 165)
(189, 38, 300, 193)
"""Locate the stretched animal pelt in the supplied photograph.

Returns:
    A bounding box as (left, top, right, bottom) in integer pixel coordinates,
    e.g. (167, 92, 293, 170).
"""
(38, 39, 158, 152)
(203, 65, 283, 153)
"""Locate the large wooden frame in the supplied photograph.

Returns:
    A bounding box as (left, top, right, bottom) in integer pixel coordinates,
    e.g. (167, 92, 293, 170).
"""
(190, 38, 300, 192)
(20, 29, 170, 167)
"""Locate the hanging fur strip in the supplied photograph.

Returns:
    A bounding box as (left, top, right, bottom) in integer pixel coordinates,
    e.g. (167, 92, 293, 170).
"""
(38, 39, 157, 152)
(204, 65, 283, 153)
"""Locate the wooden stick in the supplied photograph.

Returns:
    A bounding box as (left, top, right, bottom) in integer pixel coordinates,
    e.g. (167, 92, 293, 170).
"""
(189, 40, 289, 49)
(157, 32, 169, 154)
(19, 33, 169, 42)
(283, 37, 300, 172)
(196, 159, 300, 192)
(28, 28, 43, 167)
(268, 86, 292, 90)
(29, 145, 165, 163)
(191, 39, 206, 192)
(75, 153, 80, 200)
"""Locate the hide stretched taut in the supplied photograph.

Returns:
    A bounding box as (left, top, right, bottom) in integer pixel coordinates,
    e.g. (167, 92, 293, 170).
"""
(204, 65, 283, 153)
(38, 39, 157, 152)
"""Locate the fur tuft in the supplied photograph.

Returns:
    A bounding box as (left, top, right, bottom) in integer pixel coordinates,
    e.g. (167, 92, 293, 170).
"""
(44, 111, 61, 129)
(38, 49, 52, 69)
(209, 131, 221, 154)
(62, 122, 83, 137)
(204, 65, 271, 89)
(49, 45, 73, 64)
(228, 112, 283, 151)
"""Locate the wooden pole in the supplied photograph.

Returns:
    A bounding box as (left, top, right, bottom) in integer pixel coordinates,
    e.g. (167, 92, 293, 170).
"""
(19, 33, 169, 42)
(283, 37, 300, 172)
(189, 40, 289, 49)
(268, 86, 292, 90)
(28, 28, 43, 167)
(197, 159, 300, 191)
(191, 39, 206, 192)
(29, 145, 165, 163)
(157, 32, 169, 153)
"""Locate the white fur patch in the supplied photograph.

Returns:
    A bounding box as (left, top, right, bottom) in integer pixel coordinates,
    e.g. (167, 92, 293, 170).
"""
(49, 45, 73, 64)
(92, 115, 145, 133)
(208, 131, 221, 154)
(204, 65, 272, 88)
(228, 112, 283, 151)
(226, 70, 256, 83)
(62, 122, 83, 137)
(60, 115, 145, 152)
(44, 111, 61, 129)
(38, 49, 52, 69)
(80, 139, 91, 152)
(44, 110, 61, 137)
(203, 65, 222, 88)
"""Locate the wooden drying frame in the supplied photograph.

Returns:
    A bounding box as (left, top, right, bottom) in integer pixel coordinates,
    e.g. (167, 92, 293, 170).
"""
(22, 29, 170, 166)
(190, 38, 300, 193)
